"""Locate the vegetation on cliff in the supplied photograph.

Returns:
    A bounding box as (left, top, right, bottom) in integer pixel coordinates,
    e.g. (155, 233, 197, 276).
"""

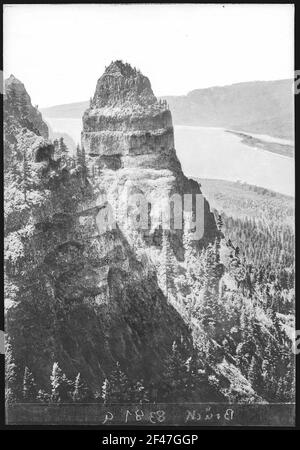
(4, 63, 295, 408)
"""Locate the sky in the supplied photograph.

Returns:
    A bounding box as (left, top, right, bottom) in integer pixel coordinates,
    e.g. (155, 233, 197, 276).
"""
(3, 4, 294, 107)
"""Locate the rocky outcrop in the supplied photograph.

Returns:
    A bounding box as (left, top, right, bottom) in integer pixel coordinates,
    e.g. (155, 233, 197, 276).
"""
(4, 71, 222, 401)
(82, 62, 180, 170)
(82, 61, 217, 259)
(5, 75, 49, 139)
(5, 64, 292, 410)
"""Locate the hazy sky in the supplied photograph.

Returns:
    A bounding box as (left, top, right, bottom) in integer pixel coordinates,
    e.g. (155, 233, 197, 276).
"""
(4, 4, 294, 107)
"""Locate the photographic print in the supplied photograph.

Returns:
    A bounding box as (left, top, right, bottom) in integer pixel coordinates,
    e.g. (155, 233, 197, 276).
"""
(3, 4, 296, 427)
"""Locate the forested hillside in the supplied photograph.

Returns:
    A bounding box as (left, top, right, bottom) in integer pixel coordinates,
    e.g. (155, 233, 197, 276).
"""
(5, 66, 295, 413)
(163, 79, 294, 140)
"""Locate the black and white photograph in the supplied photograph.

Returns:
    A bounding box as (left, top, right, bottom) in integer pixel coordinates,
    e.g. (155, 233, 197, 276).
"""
(2, 3, 297, 428)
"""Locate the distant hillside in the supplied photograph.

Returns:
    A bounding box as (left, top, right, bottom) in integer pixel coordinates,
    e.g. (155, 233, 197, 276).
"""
(41, 79, 294, 141)
(198, 178, 294, 227)
(41, 100, 89, 118)
(163, 79, 294, 141)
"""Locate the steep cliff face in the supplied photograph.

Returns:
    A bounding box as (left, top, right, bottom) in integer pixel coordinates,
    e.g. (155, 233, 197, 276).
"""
(82, 61, 217, 259)
(4, 71, 222, 400)
(5, 66, 295, 412)
(4, 75, 49, 139)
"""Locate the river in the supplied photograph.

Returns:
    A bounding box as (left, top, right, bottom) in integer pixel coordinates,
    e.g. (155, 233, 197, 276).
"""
(44, 118, 294, 197)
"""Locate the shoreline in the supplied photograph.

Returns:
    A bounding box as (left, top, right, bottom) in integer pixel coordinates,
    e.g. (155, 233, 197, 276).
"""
(225, 129, 294, 158)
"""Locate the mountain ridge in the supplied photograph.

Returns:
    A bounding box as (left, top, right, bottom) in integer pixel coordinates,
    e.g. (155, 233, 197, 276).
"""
(41, 78, 294, 140)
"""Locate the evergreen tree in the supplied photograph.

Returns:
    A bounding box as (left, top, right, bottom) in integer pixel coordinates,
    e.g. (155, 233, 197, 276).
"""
(183, 217, 205, 317)
(72, 373, 88, 402)
(130, 380, 149, 404)
(7, 143, 22, 187)
(101, 362, 131, 404)
(19, 91, 29, 120)
(76, 144, 87, 181)
(37, 389, 51, 403)
(50, 362, 72, 403)
(161, 341, 189, 402)
(184, 352, 206, 399)
(214, 237, 221, 263)
(53, 139, 59, 154)
(101, 378, 111, 405)
(5, 337, 19, 403)
(8, 87, 18, 114)
(58, 137, 68, 165)
(183, 216, 204, 284)
(158, 231, 176, 299)
(270, 309, 282, 342)
(248, 356, 263, 391)
(240, 308, 250, 341)
(230, 257, 246, 291)
(199, 244, 224, 321)
(22, 366, 37, 402)
(76, 144, 82, 166)
(217, 214, 223, 232)
(22, 151, 31, 202)
(81, 145, 86, 170)
(203, 243, 218, 290)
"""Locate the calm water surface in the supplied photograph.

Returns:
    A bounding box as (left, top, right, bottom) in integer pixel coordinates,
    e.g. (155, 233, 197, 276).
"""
(44, 118, 294, 197)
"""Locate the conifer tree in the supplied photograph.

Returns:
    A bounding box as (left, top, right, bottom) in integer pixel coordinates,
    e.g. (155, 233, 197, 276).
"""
(270, 309, 283, 343)
(200, 244, 223, 320)
(203, 243, 218, 290)
(184, 352, 206, 399)
(81, 145, 86, 171)
(248, 356, 263, 391)
(37, 389, 51, 403)
(76, 144, 82, 166)
(22, 366, 37, 402)
(19, 91, 29, 120)
(9, 87, 18, 114)
(50, 362, 72, 403)
(217, 214, 223, 232)
(22, 151, 31, 202)
(214, 237, 221, 263)
(5, 337, 19, 403)
(72, 373, 89, 402)
(158, 231, 176, 299)
(58, 137, 68, 165)
(240, 308, 250, 341)
(76, 144, 87, 181)
(8, 143, 22, 187)
(101, 362, 131, 404)
(183, 217, 205, 317)
(52, 139, 59, 157)
(101, 378, 111, 405)
(130, 380, 149, 404)
(162, 341, 189, 402)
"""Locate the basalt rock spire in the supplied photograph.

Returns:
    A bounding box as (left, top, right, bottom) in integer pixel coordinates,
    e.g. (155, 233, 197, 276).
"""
(82, 60, 178, 172)
(82, 60, 217, 258)
(4, 72, 216, 398)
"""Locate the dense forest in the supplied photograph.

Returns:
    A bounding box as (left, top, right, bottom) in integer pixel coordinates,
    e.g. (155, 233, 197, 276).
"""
(4, 77, 295, 409)
(6, 203, 295, 405)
